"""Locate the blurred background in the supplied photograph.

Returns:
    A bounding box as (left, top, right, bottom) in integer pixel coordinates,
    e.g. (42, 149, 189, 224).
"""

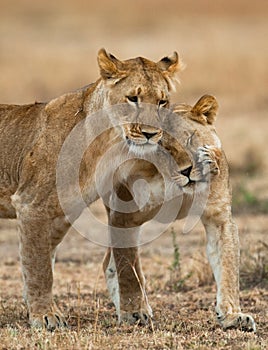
(1, 0, 268, 215)
(0, 1, 267, 342)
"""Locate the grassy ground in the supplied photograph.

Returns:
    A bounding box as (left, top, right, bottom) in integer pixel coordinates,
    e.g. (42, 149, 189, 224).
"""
(0, 0, 268, 349)
(0, 216, 267, 349)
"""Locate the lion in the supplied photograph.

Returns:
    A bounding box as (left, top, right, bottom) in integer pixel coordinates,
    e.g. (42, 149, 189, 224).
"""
(165, 97, 256, 331)
(102, 95, 256, 332)
(0, 48, 185, 330)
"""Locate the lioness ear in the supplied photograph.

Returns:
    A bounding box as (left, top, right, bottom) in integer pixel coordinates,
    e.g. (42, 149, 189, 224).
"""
(97, 48, 126, 83)
(157, 52, 179, 73)
(191, 95, 219, 125)
(157, 52, 183, 91)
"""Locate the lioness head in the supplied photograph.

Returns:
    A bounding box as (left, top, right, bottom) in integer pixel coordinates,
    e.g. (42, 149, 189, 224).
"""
(97, 48, 183, 153)
(162, 95, 220, 193)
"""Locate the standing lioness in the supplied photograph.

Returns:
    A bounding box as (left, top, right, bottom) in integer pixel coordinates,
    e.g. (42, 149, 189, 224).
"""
(0, 49, 182, 329)
(102, 95, 256, 332)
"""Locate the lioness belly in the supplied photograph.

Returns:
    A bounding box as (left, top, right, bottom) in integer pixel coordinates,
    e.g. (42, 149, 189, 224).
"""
(0, 198, 16, 218)
(0, 165, 18, 218)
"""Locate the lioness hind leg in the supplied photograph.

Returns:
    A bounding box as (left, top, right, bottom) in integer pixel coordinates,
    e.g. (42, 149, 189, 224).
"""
(12, 195, 68, 330)
(18, 218, 68, 330)
(203, 216, 256, 332)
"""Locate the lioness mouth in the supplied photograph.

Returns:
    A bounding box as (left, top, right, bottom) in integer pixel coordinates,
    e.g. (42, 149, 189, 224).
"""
(180, 166, 195, 185)
(126, 138, 160, 148)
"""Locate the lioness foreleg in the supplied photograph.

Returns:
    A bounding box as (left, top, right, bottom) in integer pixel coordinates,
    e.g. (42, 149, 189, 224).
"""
(202, 215, 256, 332)
(104, 200, 152, 325)
(103, 243, 152, 325)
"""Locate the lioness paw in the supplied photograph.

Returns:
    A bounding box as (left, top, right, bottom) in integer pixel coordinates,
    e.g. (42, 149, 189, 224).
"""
(30, 312, 68, 331)
(191, 145, 220, 180)
(120, 310, 151, 325)
(219, 313, 256, 332)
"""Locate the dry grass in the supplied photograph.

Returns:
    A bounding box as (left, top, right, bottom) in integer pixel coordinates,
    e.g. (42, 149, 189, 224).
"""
(1, 0, 268, 348)
(1, 218, 267, 349)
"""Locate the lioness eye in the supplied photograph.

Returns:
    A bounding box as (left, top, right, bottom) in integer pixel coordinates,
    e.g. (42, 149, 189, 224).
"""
(159, 99, 168, 107)
(127, 96, 138, 103)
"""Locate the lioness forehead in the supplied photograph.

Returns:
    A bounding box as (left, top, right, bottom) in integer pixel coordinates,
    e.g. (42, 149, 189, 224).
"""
(124, 59, 168, 84)
(118, 61, 170, 98)
(124, 57, 161, 71)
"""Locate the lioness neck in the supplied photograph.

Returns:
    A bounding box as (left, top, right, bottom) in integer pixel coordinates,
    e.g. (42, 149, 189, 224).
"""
(84, 79, 108, 114)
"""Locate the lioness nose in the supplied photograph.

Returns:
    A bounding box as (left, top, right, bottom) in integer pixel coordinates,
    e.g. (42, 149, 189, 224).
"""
(142, 131, 159, 140)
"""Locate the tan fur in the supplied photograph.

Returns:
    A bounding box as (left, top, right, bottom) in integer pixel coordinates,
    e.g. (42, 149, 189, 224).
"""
(0, 49, 183, 329)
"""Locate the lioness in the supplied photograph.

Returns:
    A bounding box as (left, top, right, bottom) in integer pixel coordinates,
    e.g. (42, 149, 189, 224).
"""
(0, 49, 183, 329)
(102, 95, 256, 332)
(165, 96, 255, 331)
